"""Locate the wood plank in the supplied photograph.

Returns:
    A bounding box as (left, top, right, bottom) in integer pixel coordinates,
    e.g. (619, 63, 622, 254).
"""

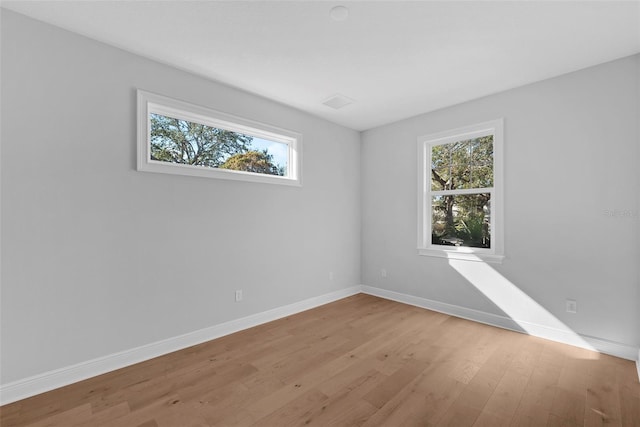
(549, 387, 586, 425)
(584, 356, 622, 427)
(481, 369, 529, 420)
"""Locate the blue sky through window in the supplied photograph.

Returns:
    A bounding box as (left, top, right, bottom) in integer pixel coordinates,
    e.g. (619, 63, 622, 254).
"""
(250, 137, 288, 170)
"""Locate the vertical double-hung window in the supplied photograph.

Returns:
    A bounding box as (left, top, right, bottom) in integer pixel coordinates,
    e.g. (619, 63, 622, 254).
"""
(418, 119, 504, 263)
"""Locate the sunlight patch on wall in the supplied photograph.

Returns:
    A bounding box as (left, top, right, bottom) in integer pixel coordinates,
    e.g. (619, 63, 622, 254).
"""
(447, 255, 599, 360)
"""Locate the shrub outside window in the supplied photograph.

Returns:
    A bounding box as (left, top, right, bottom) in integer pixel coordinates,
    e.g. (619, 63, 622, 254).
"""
(417, 119, 504, 263)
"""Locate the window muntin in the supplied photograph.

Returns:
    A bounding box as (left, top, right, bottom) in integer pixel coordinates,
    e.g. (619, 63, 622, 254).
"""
(137, 90, 302, 186)
(418, 119, 504, 263)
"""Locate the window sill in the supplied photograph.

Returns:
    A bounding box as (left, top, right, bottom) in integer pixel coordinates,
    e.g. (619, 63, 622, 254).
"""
(418, 248, 505, 264)
(139, 160, 302, 186)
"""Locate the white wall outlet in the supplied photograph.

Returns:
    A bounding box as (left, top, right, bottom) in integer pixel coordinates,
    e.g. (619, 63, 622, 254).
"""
(235, 290, 243, 302)
(566, 299, 577, 313)
(329, 271, 334, 281)
(381, 268, 387, 278)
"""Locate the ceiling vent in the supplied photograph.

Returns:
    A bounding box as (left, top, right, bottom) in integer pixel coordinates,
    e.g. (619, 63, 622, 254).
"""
(322, 94, 354, 110)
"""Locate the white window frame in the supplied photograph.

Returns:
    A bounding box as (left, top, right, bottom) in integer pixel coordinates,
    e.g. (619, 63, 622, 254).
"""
(417, 119, 504, 263)
(137, 89, 302, 186)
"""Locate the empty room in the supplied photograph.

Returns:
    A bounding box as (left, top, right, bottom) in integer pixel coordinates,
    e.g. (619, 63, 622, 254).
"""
(1, 1, 639, 426)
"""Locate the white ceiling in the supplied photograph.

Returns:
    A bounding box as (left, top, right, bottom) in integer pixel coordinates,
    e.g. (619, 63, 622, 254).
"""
(3, 1, 640, 131)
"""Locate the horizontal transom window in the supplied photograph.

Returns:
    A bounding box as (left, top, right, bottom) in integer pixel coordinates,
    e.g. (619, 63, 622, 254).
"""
(137, 90, 302, 186)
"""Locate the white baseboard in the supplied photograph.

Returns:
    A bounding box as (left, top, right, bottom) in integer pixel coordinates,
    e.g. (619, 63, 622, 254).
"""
(0, 286, 361, 405)
(361, 285, 639, 363)
(3, 284, 637, 405)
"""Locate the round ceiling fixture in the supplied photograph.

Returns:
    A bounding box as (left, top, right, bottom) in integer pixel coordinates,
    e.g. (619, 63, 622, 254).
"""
(330, 5, 349, 21)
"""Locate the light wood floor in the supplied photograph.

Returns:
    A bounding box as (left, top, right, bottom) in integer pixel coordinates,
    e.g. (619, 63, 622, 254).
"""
(1, 294, 639, 426)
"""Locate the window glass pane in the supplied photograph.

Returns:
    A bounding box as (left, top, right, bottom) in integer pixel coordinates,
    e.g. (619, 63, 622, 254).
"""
(431, 193, 491, 248)
(451, 165, 470, 190)
(431, 136, 493, 190)
(470, 166, 493, 188)
(470, 136, 493, 167)
(450, 140, 470, 166)
(150, 113, 288, 176)
(431, 167, 451, 191)
(431, 144, 451, 169)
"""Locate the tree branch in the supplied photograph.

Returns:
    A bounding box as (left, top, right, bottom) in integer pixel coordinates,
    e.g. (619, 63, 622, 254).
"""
(431, 169, 447, 190)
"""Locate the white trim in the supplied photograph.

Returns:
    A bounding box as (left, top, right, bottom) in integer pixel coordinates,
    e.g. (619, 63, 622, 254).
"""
(137, 89, 302, 186)
(3, 285, 637, 405)
(431, 188, 495, 197)
(361, 285, 638, 361)
(0, 286, 360, 405)
(417, 248, 505, 264)
(419, 122, 501, 146)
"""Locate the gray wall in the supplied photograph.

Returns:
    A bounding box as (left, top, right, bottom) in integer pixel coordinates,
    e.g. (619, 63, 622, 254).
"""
(362, 54, 639, 349)
(1, 11, 361, 384)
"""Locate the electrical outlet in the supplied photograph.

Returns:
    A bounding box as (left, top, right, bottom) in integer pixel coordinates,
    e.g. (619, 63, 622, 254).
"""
(329, 271, 334, 281)
(566, 299, 577, 313)
(235, 290, 243, 302)
(381, 269, 387, 278)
